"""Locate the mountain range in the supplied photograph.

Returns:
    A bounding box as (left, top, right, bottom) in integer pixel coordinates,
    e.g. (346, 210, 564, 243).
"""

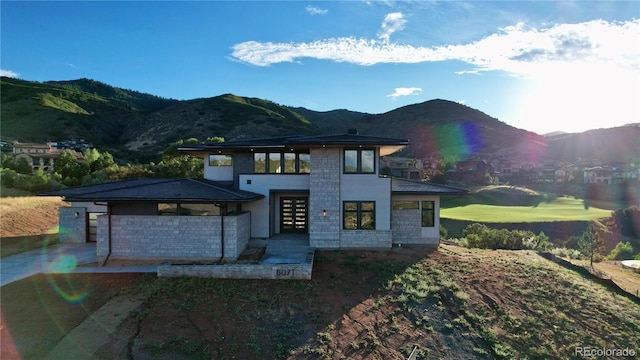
(1, 76, 638, 165)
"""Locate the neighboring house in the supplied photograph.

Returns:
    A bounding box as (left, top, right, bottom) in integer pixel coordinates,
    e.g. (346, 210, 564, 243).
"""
(447, 159, 494, 185)
(380, 156, 423, 180)
(12, 141, 84, 173)
(42, 131, 467, 263)
(584, 166, 612, 184)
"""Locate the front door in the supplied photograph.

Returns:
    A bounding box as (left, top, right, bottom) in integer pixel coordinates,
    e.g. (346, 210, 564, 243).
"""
(280, 197, 308, 233)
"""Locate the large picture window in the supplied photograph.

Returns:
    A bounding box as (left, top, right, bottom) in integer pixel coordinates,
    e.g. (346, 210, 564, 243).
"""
(421, 201, 435, 227)
(209, 154, 232, 166)
(253, 152, 310, 174)
(344, 149, 375, 174)
(343, 201, 375, 230)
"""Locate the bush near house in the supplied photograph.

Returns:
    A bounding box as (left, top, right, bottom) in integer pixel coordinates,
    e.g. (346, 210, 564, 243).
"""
(461, 223, 552, 251)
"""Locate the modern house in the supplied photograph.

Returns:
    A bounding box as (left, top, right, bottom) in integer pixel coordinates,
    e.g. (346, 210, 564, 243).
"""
(43, 131, 468, 264)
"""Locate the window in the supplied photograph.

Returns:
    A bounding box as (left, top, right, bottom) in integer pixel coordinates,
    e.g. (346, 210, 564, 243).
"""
(298, 153, 311, 173)
(253, 152, 310, 174)
(344, 149, 375, 174)
(254, 153, 266, 173)
(284, 153, 296, 173)
(421, 201, 435, 227)
(209, 154, 232, 166)
(159, 203, 221, 216)
(393, 201, 419, 210)
(343, 201, 375, 230)
(269, 153, 282, 173)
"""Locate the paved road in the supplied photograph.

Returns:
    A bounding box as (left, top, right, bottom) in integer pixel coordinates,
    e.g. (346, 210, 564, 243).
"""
(1, 243, 156, 287)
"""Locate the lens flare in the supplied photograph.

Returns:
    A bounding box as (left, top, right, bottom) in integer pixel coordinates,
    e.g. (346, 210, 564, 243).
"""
(41, 237, 88, 303)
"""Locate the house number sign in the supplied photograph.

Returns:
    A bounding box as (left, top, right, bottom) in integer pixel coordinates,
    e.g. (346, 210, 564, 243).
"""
(276, 268, 295, 277)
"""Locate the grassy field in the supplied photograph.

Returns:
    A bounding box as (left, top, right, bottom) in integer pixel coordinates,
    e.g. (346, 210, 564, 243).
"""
(441, 186, 613, 223)
(441, 196, 611, 222)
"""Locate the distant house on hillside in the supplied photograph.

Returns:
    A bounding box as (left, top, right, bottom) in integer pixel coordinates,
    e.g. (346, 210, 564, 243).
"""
(12, 141, 84, 173)
(42, 131, 467, 265)
(380, 156, 423, 180)
(447, 160, 494, 185)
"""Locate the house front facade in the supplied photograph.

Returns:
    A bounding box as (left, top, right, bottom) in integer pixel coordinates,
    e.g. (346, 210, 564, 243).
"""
(179, 132, 466, 249)
(44, 132, 467, 262)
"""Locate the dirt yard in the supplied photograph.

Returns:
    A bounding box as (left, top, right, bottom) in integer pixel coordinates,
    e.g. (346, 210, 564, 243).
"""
(0, 196, 66, 237)
(2, 196, 640, 359)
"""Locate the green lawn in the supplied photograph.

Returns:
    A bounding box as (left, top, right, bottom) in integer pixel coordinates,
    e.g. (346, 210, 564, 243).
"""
(441, 196, 612, 223)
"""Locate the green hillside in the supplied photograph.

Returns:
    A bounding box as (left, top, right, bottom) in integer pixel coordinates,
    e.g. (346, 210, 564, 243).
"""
(2, 76, 638, 165)
(0, 77, 320, 162)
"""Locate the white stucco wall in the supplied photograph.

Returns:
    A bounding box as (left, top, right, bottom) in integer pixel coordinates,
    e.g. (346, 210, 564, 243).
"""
(239, 174, 310, 238)
(340, 173, 392, 231)
(204, 155, 234, 181)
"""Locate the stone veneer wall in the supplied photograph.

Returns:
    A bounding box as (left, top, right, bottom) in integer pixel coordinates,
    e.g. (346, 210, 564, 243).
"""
(309, 148, 341, 248)
(222, 212, 251, 259)
(392, 209, 423, 244)
(58, 207, 87, 243)
(97, 213, 250, 261)
(340, 230, 392, 248)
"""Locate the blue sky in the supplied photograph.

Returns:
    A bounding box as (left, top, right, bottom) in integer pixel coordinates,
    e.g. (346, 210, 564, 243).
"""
(2, 1, 638, 135)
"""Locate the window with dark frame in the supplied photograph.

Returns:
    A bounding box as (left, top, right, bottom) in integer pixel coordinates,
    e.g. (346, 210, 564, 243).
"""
(343, 201, 375, 230)
(209, 154, 232, 166)
(344, 149, 375, 174)
(421, 200, 435, 227)
(254, 153, 266, 173)
(253, 152, 310, 174)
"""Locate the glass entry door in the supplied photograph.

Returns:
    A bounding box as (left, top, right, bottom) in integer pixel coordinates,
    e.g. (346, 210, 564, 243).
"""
(280, 197, 308, 233)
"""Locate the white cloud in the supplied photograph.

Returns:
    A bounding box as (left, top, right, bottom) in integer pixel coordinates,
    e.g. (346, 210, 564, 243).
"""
(306, 5, 328, 16)
(377, 12, 406, 41)
(0, 69, 19, 78)
(230, 19, 640, 78)
(387, 87, 422, 99)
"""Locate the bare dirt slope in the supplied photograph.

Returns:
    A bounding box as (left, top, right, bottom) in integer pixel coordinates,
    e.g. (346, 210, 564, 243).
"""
(2, 197, 639, 359)
(0, 196, 66, 237)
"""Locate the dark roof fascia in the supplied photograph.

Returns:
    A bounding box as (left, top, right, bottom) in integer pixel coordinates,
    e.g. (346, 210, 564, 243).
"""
(40, 178, 264, 203)
(284, 134, 409, 147)
(391, 178, 469, 195)
(62, 196, 262, 203)
(177, 134, 409, 153)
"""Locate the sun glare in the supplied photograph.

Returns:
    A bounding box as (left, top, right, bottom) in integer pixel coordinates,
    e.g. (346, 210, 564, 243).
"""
(511, 63, 639, 134)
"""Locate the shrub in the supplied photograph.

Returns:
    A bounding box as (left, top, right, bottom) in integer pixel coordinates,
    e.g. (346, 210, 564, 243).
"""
(462, 223, 552, 251)
(551, 247, 583, 260)
(607, 242, 634, 260)
(439, 225, 448, 239)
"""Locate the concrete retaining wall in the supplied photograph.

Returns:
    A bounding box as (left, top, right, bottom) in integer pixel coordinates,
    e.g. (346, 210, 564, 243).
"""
(157, 262, 313, 280)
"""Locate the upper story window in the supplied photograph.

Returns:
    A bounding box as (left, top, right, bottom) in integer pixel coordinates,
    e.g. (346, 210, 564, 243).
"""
(254, 152, 310, 174)
(209, 154, 232, 166)
(344, 149, 375, 174)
